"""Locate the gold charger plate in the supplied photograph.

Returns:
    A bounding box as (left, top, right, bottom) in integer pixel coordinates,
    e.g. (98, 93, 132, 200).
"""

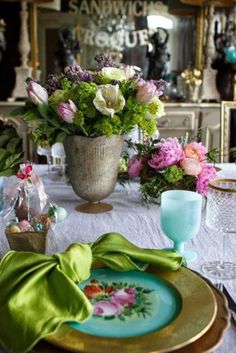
(45, 266, 217, 353)
(31, 277, 230, 353)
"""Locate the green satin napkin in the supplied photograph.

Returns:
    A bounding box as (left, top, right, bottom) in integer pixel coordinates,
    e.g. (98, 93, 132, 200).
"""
(0, 232, 184, 353)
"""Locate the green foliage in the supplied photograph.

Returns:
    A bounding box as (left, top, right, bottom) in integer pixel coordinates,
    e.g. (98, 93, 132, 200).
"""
(0, 123, 24, 176)
(19, 66, 165, 145)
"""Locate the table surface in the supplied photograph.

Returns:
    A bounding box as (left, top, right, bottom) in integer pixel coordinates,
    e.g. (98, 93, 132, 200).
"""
(0, 164, 236, 353)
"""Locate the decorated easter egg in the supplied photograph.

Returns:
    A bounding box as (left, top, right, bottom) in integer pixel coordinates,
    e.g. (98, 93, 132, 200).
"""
(19, 220, 31, 231)
(24, 225, 34, 232)
(55, 207, 67, 223)
(40, 215, 52, 229)
(7, 218, 19, 227)
(34, 222, 43, 232)
(8, 225, 21, 233)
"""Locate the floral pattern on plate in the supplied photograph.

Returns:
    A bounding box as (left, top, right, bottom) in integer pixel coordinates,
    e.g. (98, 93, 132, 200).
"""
(83, 279, 153, 321)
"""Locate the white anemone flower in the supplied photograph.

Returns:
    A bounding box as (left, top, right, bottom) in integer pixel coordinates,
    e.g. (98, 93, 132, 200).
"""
(93, 84, 125, 118)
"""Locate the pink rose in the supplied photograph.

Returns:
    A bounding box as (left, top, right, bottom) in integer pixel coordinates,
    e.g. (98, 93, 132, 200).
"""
(128, 155, 146, 177)
(184, 142, 207, 162)
(111, 288, 136, 306)
(180, 158, 202, 176)
(93, 301, 123, 317)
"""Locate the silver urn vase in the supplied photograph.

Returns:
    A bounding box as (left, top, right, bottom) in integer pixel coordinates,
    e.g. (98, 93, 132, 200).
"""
(64, 135, 124, 213)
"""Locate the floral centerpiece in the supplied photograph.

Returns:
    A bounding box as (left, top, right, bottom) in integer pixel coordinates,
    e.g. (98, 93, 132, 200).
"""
(12, 54, 166, 213)
(128, 136, 217, 204)
(13, 54, 166, 145)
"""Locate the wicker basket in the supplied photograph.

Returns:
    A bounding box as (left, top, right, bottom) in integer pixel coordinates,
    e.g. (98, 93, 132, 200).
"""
(5, 230, 48, 253)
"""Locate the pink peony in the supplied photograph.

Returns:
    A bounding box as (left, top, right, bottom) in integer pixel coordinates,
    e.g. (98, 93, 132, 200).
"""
(196, 164, 217, 196)
(148, 137, 184, 170)
(93, 301, 123, 317)
(180, 158, 202, 176)
(128, 155, 146, 177)
(111, 288, 136, 306)
(184, 142, 207, 162)
(136, 79, 157, 103)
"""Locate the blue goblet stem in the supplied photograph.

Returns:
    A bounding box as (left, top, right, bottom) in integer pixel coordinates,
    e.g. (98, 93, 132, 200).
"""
(174, 242, 184, 254)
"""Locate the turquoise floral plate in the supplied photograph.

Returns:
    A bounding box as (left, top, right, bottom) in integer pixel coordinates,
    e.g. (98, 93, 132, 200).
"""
(47, 266, 217, 353)
(69, 268, 181, 337)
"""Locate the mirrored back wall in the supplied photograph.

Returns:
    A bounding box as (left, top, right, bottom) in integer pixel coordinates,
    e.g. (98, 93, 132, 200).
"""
(38, 0, 198, 81)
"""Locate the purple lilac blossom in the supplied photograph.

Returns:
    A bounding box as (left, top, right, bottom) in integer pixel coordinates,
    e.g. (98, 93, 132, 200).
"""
(65, 66, 93, 84)
(148, 137, 184, 170)
(45, 74, 61, 95)
(196, 164, 217, 196)
(95, 53, 117, 71)
(152, 79, 167, 96)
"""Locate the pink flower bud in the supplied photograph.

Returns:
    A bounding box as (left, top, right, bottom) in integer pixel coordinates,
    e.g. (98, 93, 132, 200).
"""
(27, 81, 48, 105)
(57, 100, 77, 123)
(136, 79, 157, 103)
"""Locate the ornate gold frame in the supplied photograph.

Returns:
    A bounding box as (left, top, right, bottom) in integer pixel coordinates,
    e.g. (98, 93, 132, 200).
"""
(195, 7, 205, 70)
(220, 101, 236, 163)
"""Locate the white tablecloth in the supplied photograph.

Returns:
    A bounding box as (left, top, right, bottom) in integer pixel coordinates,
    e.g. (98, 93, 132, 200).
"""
(0, 164, 236, 353)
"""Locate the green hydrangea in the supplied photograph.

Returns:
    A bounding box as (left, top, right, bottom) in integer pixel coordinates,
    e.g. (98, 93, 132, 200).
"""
(163, 165, 183, 184)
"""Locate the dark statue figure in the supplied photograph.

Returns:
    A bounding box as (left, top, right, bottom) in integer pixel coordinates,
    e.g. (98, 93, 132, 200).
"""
(212, 19, 236, 100)
(147, 27, 170, 80)
(0, 19, 6, 63)
(55, 26, 80, 71)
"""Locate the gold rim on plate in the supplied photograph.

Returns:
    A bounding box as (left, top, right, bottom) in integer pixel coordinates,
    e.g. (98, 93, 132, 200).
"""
(46, 266, 217, 353)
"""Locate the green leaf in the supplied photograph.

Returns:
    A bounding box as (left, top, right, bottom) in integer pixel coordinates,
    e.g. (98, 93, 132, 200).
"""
(4, 153, 23, 169)
(22, 110, 39, 121)
(10, 106, 26, 117)
(0, 168, 15, 177)
(0, 135, 10, 148)
(0, 127, 16, 138)
(37, 104, 51, 120)
(6, 137, 22, 154)
(56, 132, 67, 143)
(104, 316, 115, 320)
(0, 148, 8, 164)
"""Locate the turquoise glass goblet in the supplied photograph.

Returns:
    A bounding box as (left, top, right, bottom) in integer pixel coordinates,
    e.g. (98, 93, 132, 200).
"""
(161, 190, 202, 263)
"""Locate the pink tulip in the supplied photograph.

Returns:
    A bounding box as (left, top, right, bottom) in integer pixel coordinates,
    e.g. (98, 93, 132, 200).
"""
(27, 81, 48, 105)
(57, 100, 77, 123)
(136, 79, 157, 103)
